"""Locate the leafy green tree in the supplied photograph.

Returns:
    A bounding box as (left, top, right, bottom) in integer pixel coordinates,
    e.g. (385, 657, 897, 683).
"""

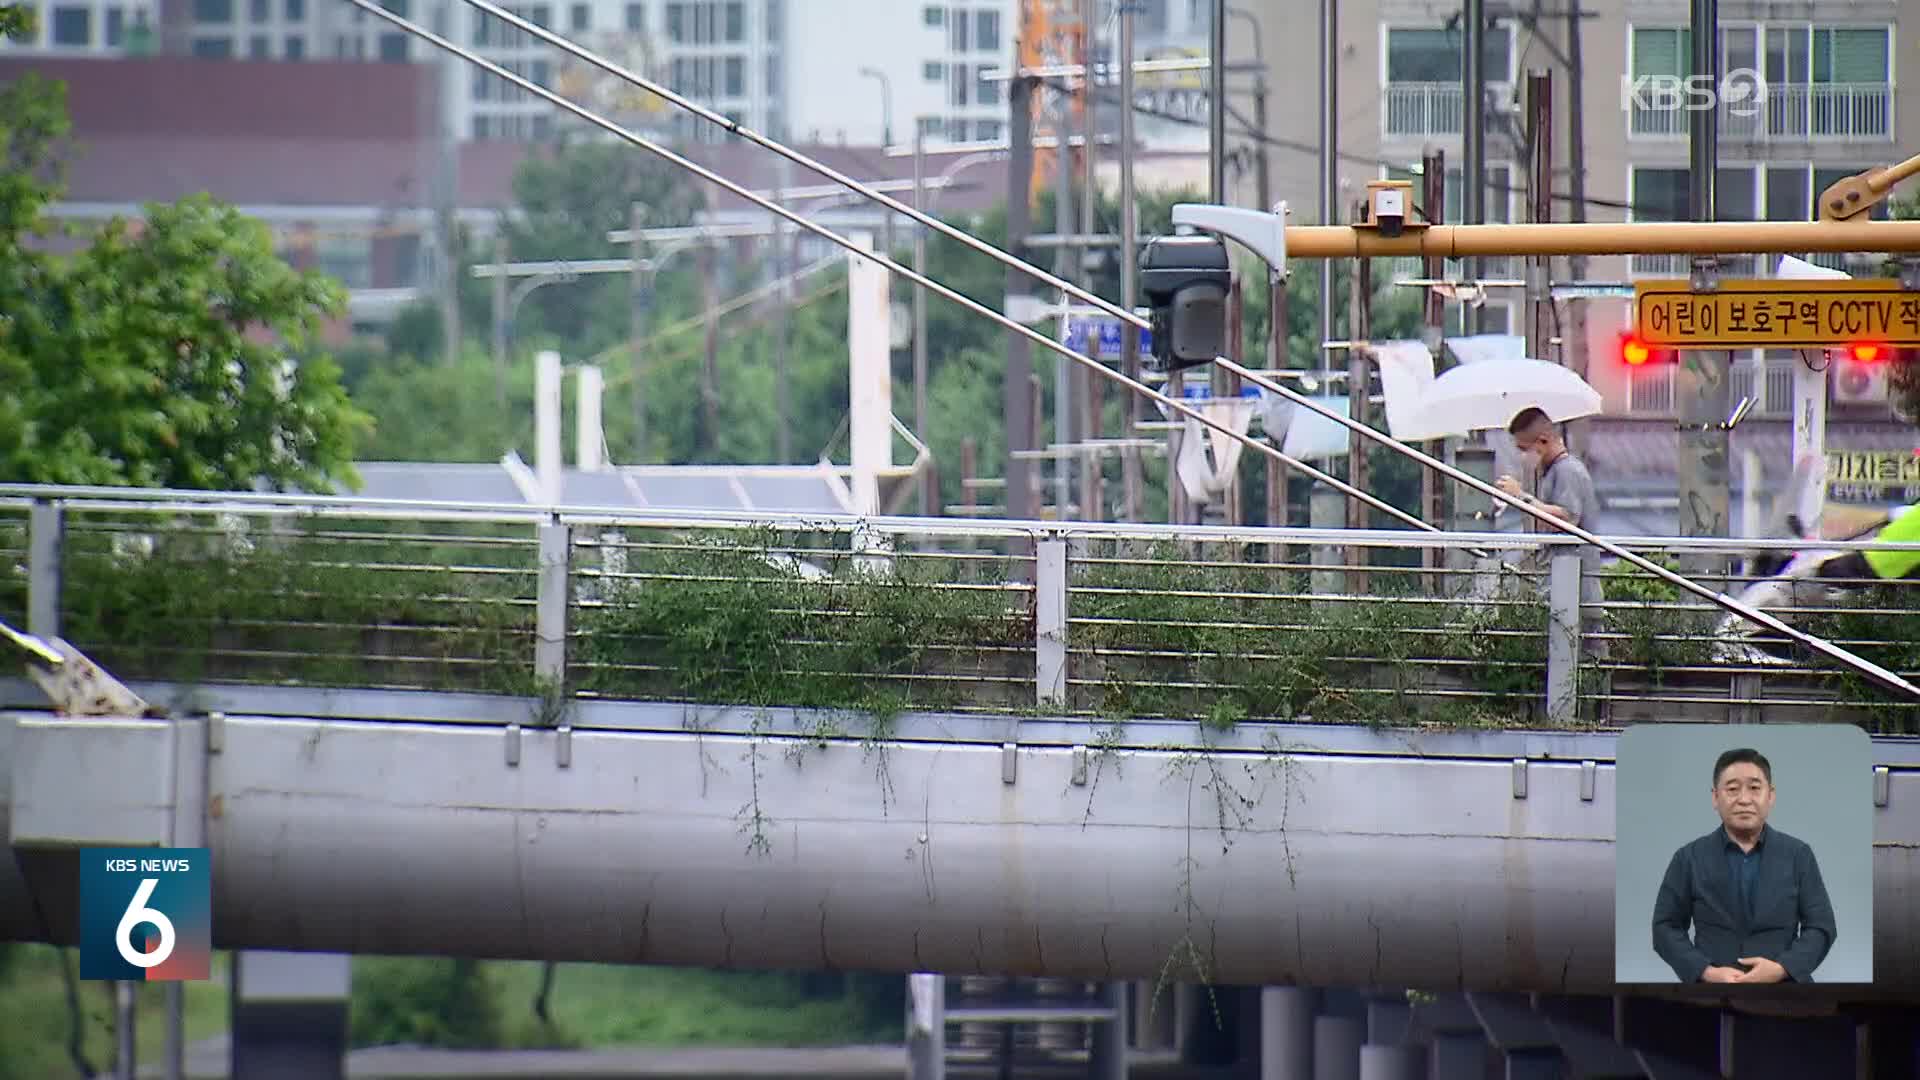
(0, 2, 33, 39)
(0, 74, 370, 492)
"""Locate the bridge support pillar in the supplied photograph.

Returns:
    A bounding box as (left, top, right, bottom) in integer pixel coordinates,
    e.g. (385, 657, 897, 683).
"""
(228, 950, 351, 1080)
(1500, 1047, 1562, 1080)
(1429, 1033, 1491, 1080)
(1259, 986, 1316, 1079)
(1311, 1014, 1362, 1080)
(1357, 1044, 1421, 1080)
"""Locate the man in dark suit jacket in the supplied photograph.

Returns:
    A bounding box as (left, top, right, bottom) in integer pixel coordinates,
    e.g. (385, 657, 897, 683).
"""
(1651, 747, 1837, 984)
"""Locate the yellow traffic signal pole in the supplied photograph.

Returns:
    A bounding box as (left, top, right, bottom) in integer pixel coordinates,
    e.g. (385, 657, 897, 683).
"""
(351, 0, 1920, 702)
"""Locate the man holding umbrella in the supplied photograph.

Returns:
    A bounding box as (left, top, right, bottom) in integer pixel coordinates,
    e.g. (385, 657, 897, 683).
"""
(1497, 406, 1610, 661)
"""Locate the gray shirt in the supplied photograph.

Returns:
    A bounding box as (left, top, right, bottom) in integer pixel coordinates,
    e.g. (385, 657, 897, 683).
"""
(1535, 453, 1605, 600)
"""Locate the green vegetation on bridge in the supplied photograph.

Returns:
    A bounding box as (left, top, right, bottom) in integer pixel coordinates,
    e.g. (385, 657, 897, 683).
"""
(6, 507, 1916, 731)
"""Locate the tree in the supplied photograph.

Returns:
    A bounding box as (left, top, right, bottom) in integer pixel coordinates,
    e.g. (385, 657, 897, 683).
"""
(0, 74, 370, 492)
(0, 3, 32, 40)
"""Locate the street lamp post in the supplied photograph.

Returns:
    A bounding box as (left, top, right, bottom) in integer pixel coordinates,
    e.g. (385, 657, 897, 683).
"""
(860, 66, 897, 258)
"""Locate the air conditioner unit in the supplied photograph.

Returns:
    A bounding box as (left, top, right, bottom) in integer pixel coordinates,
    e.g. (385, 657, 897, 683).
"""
(1833, 359, 1890, 405)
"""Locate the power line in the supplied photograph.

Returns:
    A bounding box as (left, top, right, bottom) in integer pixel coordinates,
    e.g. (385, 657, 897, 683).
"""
(1038, 74, 1650, 216)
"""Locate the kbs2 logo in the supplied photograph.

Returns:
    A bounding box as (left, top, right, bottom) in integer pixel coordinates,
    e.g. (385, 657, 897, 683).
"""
(79, 847, 212, 981)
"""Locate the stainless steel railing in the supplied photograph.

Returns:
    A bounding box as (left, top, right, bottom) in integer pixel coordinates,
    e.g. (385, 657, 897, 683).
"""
(7, 485, 1920, 731)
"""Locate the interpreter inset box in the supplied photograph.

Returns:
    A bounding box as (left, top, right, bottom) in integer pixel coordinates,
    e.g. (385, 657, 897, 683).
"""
(1614, 724, 1873, 986)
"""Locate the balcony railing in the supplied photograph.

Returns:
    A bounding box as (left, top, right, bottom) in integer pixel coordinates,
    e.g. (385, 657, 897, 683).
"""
(1630, 251, 1886, 278)
(1629, 82, 1892, 141)
(1384, 82, 1464, 138)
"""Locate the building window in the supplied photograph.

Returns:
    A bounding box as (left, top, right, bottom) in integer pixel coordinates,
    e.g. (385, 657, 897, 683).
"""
(49, 6, 89, 44)
(724, 54, 743, 96)
(923, 60, 943, 81)
(764, 0, 778, 43)
(285, 0, 303, 18)
(530, 4, 550, 27)
(976, 66, 999, 105)
(946, 117, 969, 141)
(192, 35, 233, 55)
(951, 61, 969, 106)
(248, 33, 269, 55)
(723, 0, 742, 41)
(105, 7, 123, 43)
(692, 0, 709, 42)
(624, 2, 642, 30)
(570, 2, 587, 29)
(976, 10, 1000, 51)
(1629, 167, 1690, 223)
(917, 115, 942, 137)
(1631, 24, 1891, 139)
(949, 8, 968, 51)
(1382, 25, 1510, 137)
(379, 31, 406, 60)
(974, 119, 1001, 140)
(473, 115, 493, 139)
(765, 52, 780, 96)
(194, 0, 233, 21)
(1386, 25, 1511, 83)
(923, 5, 942, 27)
(248, 0, 268, 20)
(284, 34, 302, 56)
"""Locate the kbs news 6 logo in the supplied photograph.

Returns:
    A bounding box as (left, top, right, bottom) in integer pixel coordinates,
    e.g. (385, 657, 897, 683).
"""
(79, 848, 212, 981)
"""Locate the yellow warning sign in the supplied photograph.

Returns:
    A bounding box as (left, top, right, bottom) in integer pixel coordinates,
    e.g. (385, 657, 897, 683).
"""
(1633, 278, 1920, 349)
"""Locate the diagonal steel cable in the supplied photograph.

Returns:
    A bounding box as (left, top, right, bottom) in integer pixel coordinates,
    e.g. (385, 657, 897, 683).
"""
(344, 0, 1433, 538)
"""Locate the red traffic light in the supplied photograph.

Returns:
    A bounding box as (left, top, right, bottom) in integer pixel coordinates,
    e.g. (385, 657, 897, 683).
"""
(1848, 343, 1886, 363)
(1622, 336, 1652, 366)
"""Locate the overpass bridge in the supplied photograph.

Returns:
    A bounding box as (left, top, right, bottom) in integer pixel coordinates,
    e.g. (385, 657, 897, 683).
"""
(4, 485, 1920, 1076)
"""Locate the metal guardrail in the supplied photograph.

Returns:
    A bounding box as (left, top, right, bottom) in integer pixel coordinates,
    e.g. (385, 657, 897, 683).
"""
(5, 485, 1920, 730)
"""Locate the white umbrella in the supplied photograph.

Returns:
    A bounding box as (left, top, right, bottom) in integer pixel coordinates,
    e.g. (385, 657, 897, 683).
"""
(1396, 357, 1603, 439)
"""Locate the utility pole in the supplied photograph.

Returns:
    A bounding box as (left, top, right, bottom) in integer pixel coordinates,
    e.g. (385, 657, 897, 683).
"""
(1463, 0, 1485, 335)
(912, 125, 932, 513)
(1422, 149, 1446, 574)
(629, 202, 648, 461)
(1346, 197, 1371, 593)
(1005, 73, 1039, 524)
(1080, 4, 1099, 522)
(1251, 67, 1271, 213)
(1267, 231, 1288, 532)
(491, 230, 509, 419)
(1053, 84, 1076, 519)
(1525, 69, 1553, 359)
(775, 156, 794, 464)
(1118, 2, 1142, 523)
(1318, 0, 1338, 374)
(1564, 0, 1591, 458)
(1208, 0, 1226, 203)
(1679, 0, 1730, 549)
(435, 0, 461, 368)
(1346, 196, 1371, 536)
(700, 240, 720, 458)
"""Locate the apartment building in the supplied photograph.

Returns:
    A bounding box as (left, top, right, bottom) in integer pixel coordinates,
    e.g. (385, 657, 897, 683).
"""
(1247, 1, 1911, 411)
(0, 0, 158, 52)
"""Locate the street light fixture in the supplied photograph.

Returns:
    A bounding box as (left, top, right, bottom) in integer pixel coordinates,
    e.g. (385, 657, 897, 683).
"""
(858, 66, 894, 148)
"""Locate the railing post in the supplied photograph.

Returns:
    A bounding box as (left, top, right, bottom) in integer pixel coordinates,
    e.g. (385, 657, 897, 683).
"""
(28, 499, 63, 640)
(536, 520, 570, 687)
(1036, 536, 1068, 709)
(1547, 551, 1581, 726)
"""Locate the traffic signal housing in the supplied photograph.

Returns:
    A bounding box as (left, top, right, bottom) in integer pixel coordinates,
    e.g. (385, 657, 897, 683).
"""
(1618, 334, 1674, 366)
(1139, 233, 1232, 374)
